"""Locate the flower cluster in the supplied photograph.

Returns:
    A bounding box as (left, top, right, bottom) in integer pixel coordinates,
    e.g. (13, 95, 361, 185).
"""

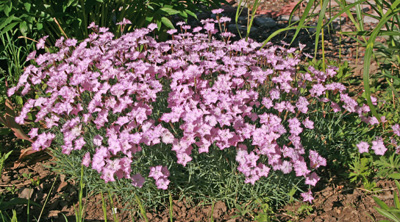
(8, 9, 394, 202)
(149, 165, 170, 190)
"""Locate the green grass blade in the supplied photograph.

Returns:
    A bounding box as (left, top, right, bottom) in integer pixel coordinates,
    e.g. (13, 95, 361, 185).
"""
(386, 80, 400, 105)
(234, 0, 246, 39)
(312, 0, 330, 70)
(362, 0, 400, 119)
(374, 207, 400, 221)
(37, 174, 58, 221)
(289, 0, 315, 45)
(210, 201, 215, 222)
(354, 0, 365, 32)
(395, 190, 400, 210)
(260, 25, 312, 48)
(373, 196, 390, 210)
(108, 192, 119, 222)
(135, 194, 148, 222)
(313, 0, 329, 50)
(100, 191, 108, 222)
(246, 0, 260, 41)
(169, 192, 173, 222)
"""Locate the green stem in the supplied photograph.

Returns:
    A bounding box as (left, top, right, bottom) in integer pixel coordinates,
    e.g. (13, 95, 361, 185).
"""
(79, 0, 88, 38)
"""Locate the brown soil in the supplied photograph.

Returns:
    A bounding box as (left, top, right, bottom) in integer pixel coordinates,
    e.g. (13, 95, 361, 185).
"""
(0, 1, 394, 221)
(0, 155, 397, 221)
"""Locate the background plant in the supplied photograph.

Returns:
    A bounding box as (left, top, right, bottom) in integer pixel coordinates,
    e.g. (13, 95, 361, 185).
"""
(248, 0, 400, 121)
(373, 180, 400, 222)
(0, 0, 227, 43)
(0, 30, 36, 141)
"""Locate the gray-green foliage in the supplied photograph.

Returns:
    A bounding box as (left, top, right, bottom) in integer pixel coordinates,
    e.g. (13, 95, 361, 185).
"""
(48, 140, 303, 212)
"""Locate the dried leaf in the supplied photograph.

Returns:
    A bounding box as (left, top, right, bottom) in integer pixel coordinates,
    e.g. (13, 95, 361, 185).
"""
(0, 99, 33, 142)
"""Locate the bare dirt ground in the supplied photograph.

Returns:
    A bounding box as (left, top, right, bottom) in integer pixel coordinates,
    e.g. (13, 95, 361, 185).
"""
(0, 149, 395, 221)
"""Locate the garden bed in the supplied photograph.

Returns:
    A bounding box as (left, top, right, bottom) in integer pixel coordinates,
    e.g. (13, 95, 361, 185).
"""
(1, 0, 399, 221)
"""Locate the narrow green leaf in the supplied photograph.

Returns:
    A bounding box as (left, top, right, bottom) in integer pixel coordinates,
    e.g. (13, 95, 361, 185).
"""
(313, 0, 330, 59)
(261, 25, 312, 48)
(179, 10, 188, 19)
(161, 17, 174, 29)
(0, 198, 40, 210)
(394, 190, 400, 210)
(289, 0, 315, 45)
(145, 16, 154, 23)
(390, 173, 400, 179)
(374, 207, 400, 221)
(169, 192, 173, 222)
(4, 3, 11, 17)
(373, 196, 390, 210)
(396, 181, 400, 194)
(342, 30, 400, 36)
(1, 22, 19, 35)
(0, 15, 16, 31)
(245, 0, 260, 41)
(362, 0, 400, 119)
(184, 9, 197, 19)
(159, 7, 180, 15)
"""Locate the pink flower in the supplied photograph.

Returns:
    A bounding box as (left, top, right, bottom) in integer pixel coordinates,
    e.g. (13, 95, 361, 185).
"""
(211, 8, 224, 14)
(262, 97, 274, 109)
(392, 124, 400, 136)
(257, 163, 270, 177)
(371, 137, 387, 155)
(294, 161, 310, 177)
(74, 137, 86, 150)
(147, 23, 158, 31)
(167, 29, 177, 35)
(131, 173, 145, 188)
(369, 117, 379, 125)
(149, 165, 169, 180)
(117, 18, 132, 25)
(301, 190, 314, 203)
(28, 128, 39, 139)
(82, 152, 91, 167)
(88, 22, 98, 29)
(302, 117, 314, 129)
(371, 96, 377, 105)
(280, 160, 293, 174)
(161, 129, 175, 144)
(37, 35, 48, 50)
(310, 84, 325, 97)
(330, 102, 341, 112)
(305, 172, 320, 186)
(176, 152, 192, 166)
(357, 141, 369, 153)
(340, 93, 358, 113)
(93, 135, 103, 146)
(309, 150, 326, 169)
(296, 97, 309, 114)
(155, 178, 170, 190)
(219, 17, 231, 23)
(7, 86, 17, 97)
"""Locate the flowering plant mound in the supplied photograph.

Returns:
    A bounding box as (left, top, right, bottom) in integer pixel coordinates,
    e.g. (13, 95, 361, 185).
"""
(8, 10, 398, 203)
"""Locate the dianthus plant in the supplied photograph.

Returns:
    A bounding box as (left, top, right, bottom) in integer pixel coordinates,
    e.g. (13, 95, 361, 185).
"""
(8, 10, 392, 202)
